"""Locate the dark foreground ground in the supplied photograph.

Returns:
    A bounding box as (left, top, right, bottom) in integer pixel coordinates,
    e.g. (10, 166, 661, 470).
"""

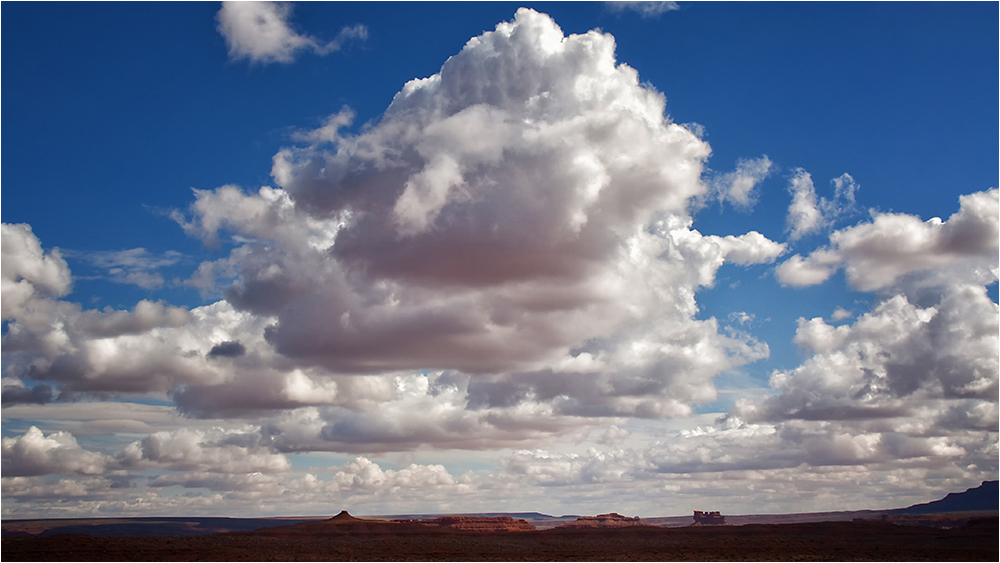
(4, 518, 997, 562)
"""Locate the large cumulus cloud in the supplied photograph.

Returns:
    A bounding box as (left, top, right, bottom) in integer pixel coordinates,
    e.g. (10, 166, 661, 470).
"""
(1, 8, 785, 452)
(0, 10, 783, 468)
(176, 9, 782, 423)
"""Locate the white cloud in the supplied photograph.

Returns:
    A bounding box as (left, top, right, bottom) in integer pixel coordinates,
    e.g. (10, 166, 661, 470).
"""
(70, 248, 183, 290)
(732, 283, 997, 472)
(7, 8, 993, 520)
(774, 248, 842, 287)
(712, 230, 787, 265)
(728, 312, 755, 326)
(1, 475, 118, 500)
(785, 169, 859, 240)
(118, 427, 291, 474)
(606, 1, 681, 19)
(163, 8, 784, 424)
(3, 10, 786, 459)
(1, 426, 111, 477)
(832, 189, 998, 292)
(1, 223, 72, 320)
(786, 169, 824, 240)
(777, 188, 998, 291)
(216, 1, 366, 64)
(710, 155, 773, 209)
(831, 307, 853, 321)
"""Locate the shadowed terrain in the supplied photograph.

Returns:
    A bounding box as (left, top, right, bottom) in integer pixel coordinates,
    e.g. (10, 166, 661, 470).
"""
(3, 518, 996, 561)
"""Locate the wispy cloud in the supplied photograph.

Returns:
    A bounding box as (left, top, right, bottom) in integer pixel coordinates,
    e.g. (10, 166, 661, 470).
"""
(64, 247, 183, 290)
(606, 1, 681, 19)
(216, 1, 367, 64)
(785, 169, 860, 241)
(709, 155, 774, 210)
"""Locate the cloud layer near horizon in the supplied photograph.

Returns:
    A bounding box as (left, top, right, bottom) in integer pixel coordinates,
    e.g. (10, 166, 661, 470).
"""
(2, 8, 996, 519)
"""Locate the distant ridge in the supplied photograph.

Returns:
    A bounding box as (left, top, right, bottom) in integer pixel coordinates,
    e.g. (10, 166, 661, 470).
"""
(892, 480, 999, 515)
(248, 511, 442, 536)
(5, 481, 997, 539)
(555, 513, 646, 529)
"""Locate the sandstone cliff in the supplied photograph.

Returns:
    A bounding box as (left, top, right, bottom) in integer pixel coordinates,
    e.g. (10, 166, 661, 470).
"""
(555, 513, 645, 529)
(398, 516, 536, 532)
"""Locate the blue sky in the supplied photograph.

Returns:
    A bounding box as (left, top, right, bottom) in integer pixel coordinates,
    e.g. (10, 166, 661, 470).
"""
(2, 2, 997, 519)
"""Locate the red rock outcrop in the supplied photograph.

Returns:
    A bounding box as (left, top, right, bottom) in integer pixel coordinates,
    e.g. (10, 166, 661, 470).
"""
(399, 516, 536, 532)
(555, 513, 644, 529)
(692, 511, 729, 526)
(250, 511, 435, 536)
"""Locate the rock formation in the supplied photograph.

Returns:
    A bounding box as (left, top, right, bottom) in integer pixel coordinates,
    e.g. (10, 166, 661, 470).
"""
(250, 511, 433, 536)
(692, 511, 729, 526)
(396, 516, 535, 532)
(329, 510, 358, 522)
(555, 513, 644, 529)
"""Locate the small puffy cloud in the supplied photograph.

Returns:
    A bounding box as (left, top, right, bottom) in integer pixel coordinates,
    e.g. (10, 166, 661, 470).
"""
(607, 1, 680, 18)
(786, 169, 859, 240)
(1, 427, 111, 477)
(710, 155, 773, 210)
(216, 1, 366, 64)
(831, 307, 853, 321)
(786, 169, 824, 240)
(775, 248, 842, 287)
(711, 230, 787, 265)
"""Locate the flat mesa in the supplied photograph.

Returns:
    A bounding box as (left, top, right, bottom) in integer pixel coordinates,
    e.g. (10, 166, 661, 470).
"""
(692, 511, 729, 526)
(403, 516, 537, 532)
(556, 513, 645, 529)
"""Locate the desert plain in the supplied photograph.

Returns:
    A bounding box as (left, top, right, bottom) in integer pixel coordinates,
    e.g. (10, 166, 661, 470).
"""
(4, 510, 997, 562)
